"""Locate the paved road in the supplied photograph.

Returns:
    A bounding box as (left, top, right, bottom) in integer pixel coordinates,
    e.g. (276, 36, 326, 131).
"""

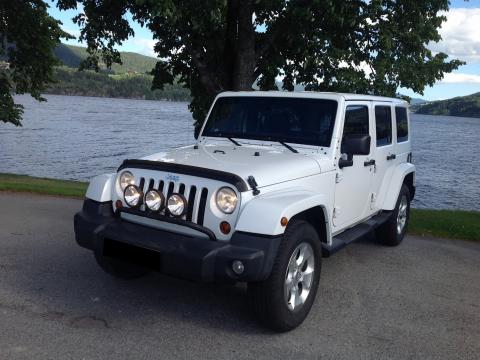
(0, 192, 479, 360)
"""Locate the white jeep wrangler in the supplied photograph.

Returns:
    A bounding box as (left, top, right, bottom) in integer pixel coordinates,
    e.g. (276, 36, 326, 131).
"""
(74, 91, 415, 331)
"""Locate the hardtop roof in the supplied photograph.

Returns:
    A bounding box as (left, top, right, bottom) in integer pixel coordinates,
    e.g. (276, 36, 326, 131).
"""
(217, 91, 408, 105)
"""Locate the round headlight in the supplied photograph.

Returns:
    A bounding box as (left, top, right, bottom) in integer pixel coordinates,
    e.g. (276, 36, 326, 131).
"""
(119, 171, 135, 191)
(124, 185, 143, 208)
(167, 194, 187, 217)
(216, 187, 237, 214)
(145, 189, 164, 212)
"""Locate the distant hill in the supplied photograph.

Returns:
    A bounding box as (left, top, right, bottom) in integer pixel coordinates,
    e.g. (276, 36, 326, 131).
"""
(54, 43, 158, 74)
(413, 92, 480, 118)
(48, 44, 190, 101)
(409, 97, 428, 105)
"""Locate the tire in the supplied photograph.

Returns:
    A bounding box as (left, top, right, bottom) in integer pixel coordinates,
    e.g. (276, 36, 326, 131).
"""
(247, 220, 322, 332)
(376, 184, 411, 246)
(94, 252, 149, 280)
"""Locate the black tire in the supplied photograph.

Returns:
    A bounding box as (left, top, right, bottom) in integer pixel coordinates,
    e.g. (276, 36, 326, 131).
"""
(248, 220, 322, 332)
(94, 252, 149, 280)
(376, 184, 411, 246)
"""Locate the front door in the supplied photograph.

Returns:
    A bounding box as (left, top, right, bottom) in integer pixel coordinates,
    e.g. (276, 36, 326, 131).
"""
(333, 102, 374, 230)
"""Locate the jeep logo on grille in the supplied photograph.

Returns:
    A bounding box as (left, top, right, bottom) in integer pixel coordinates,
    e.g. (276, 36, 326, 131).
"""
(165, 174, 180, 182)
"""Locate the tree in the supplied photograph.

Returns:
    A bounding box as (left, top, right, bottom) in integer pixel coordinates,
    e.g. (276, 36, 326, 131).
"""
(60, 1, 462, 128)
(0, 0, 71, 126)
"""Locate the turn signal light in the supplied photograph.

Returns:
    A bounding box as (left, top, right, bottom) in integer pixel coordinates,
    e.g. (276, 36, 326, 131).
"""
(115, 200, 123, 209)
(280, 217, 288, 227)
(220, 221, 231, 234)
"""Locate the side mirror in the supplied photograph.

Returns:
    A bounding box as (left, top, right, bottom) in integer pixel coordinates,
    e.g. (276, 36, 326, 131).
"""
(341, 134, 371, 155)
(194, 126, 201, 140)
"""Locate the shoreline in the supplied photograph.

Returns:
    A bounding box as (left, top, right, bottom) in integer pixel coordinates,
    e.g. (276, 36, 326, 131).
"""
(1, 173, 478, 242)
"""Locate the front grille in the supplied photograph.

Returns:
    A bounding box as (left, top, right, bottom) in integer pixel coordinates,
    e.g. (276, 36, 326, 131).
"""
(138, 176, 208, 225)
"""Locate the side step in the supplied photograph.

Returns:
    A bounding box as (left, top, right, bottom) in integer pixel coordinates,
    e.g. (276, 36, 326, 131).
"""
(322, 211, 392, 257)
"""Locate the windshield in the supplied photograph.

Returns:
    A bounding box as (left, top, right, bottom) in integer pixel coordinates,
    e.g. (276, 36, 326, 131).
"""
(202, 96, 338, 147)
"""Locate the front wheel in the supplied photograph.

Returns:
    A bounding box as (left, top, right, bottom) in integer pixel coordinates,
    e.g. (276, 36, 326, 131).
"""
(376, 184, 411, 246)
(248, 220, 322, 332)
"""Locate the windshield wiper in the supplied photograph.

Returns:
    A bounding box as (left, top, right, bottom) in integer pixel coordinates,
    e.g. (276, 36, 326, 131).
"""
(227, 137, 242, 146)
(279, 141, 298, 153)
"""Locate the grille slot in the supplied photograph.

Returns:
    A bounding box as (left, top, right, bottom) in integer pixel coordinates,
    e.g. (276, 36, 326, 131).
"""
(167, 182, 174, 198)
(186, 186, 197, 222)
(148, 179, 154, 190)
(197, 188, 209, 226)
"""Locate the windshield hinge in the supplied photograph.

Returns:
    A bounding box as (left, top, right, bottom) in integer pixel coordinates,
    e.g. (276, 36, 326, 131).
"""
(247, 176, 260, 196)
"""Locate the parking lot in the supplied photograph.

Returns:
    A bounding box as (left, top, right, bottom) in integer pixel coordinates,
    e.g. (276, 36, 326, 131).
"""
(1, 192, 479, 359)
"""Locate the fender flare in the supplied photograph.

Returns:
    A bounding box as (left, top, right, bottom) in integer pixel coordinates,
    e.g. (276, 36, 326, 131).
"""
(381, 163, 416, 210)
(236, 189, 330, 237)
(85, 173, 116, 202)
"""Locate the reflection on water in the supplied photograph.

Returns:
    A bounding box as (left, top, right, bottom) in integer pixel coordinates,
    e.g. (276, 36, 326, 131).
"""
(1, 95, 479, 211)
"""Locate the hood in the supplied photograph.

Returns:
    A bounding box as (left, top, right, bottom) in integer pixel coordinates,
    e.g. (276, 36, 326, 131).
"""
(141, 144, 322, 189)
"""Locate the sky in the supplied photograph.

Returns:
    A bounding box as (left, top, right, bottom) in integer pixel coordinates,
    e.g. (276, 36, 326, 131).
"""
(48, 0, 480, 101)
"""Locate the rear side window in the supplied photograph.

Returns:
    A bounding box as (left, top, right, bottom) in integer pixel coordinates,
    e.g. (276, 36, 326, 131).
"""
(395, 107, 409, 142)
(375, 106, 392, 146)
(343, 105, 369, 136)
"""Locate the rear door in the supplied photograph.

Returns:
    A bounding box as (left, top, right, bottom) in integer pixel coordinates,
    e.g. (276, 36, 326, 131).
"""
(333, 102, 374, 230)
(370, 103, 396, 211)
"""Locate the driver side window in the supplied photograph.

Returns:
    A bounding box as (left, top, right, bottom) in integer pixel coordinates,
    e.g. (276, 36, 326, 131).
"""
(341, 105, 369, 153)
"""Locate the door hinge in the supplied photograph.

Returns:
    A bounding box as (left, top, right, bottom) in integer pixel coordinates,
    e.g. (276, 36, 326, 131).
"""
(335, 172, 343, 183)
(333, 207, 340, 218)
(370, 193, 376, 209)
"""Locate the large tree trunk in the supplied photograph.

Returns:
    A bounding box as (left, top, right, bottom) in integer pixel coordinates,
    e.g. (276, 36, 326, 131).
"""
(232, 0, 256, 90)
(221, 0, 256, 91)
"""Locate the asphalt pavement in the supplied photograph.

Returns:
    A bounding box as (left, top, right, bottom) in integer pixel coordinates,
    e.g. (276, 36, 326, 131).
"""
(0, 192, 479, 359)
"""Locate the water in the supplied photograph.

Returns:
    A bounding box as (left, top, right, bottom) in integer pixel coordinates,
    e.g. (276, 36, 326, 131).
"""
(1, 95, 479, 211)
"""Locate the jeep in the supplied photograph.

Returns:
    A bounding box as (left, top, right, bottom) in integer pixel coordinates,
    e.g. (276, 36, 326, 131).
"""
(74, 91, 415, 331)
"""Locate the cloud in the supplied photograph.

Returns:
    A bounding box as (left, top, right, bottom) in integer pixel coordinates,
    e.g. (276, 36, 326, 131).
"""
(439, 72, 480, 84)
(62, 27, 81, 38)
(429, 8, 480, 63)
(124, 38, 157, 57)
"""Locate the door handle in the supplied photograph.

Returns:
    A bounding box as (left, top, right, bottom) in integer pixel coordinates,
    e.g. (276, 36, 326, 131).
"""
(386, 154, 396, 161)
(364, 159, 376, 167)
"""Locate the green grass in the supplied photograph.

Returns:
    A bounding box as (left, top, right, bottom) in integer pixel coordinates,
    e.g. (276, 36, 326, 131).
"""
(409, 209, 480, 242)
(1, 173, 479, 241)
(0, 173, 87, 198)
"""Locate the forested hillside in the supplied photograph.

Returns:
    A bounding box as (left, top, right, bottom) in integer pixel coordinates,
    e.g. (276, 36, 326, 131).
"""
(414, 93, 480, 118)
(48, 44, 190, 101)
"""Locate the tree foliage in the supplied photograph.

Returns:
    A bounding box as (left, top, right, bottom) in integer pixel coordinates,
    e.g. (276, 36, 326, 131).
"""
(58, 0, 464, 127)
(0, 0, 71, 126)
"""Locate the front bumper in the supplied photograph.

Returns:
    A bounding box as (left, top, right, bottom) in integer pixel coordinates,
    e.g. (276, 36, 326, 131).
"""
(74, 199, 282, 282)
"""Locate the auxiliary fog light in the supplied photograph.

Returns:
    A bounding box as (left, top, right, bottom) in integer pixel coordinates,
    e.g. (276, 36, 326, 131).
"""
(124, 185, 143, 208)
(232, 260, 245, 275)
(167, 193, 187, 217)
(145, 189, 164, 212)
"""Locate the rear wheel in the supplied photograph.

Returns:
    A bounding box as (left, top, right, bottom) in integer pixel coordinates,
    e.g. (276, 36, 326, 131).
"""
(376, 184, 411, 246)
(248, 220, 322, 332)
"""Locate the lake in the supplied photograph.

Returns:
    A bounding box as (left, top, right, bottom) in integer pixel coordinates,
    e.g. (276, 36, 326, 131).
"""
(1, 95, 479, 211)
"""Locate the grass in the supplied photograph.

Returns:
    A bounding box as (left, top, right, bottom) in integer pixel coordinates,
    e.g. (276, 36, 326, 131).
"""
(1, 173, 479, 241)
(0, 173, 87, 198)
(409, 209, 480, 242)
